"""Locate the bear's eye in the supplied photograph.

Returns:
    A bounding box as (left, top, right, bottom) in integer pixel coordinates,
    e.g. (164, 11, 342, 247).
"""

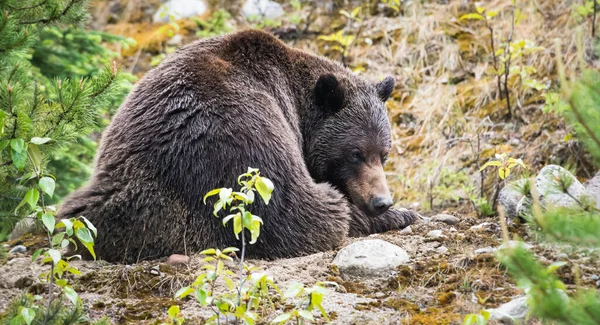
(349, 151, 364, 163)
(381, 154, 389, 164)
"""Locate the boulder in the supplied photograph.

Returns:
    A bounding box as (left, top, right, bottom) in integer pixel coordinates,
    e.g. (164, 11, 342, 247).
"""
(332, 239, 409, 278)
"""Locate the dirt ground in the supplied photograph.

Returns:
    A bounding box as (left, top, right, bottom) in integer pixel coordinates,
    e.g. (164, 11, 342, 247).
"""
(3, 213, 598, 324)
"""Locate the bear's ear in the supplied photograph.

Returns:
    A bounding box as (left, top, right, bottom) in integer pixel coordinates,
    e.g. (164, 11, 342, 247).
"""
(315, 74, 345, 112)
(376, 76, 395, 102)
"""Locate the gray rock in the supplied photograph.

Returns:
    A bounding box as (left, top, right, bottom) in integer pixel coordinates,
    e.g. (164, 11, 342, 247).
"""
(9, 245, 27, 254)
(426, 229, 443, 238)
(436, 246, 449, 254)
(536, 165, 586, 210)
(515, 196, 531, 218)
(10, 217, 42, 240)
(486, 296, 528, 324)
(474, 247, 495, 255)
(399, 226, 413, 235)
(585, 171, 600, 209)
(241, 0, 284, 21)
(498, 240, 533, 251)
(332, 239, 409, 277)
(153, 0, 207, 23)
(469, 222, 500, 233)
(431, 214, 459, 225)
(499, 179, 527, 219)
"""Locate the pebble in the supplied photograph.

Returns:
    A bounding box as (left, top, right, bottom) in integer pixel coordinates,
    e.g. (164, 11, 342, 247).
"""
(9, 245, 27, 254)
(399, 226, 413, 234)
(436, 246, 449, 254)
(426, 230, 444, 239)
(431, 214, 459, 225)
(167, 254, 190, 266)
(474, 247, 495, 255)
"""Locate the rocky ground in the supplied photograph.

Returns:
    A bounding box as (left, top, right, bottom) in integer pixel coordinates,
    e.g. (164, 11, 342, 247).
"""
(2, 203, 599, 324)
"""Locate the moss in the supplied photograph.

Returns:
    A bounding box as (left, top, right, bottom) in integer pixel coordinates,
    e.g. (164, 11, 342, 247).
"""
(436, 292, 456, 305)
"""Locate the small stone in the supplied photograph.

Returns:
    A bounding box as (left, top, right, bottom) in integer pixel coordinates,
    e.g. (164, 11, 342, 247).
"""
(498, 241, 533, 251)
(486, 296, 528, 324)
(332, 239, 410, 278)
(153, 0, 207, 23)
(399, 226, 412, 234)
(596, 280, 600, 288)
(374, 292, 387, 299)
(150, 269, 160, 276)
(556, 253, 569, 260)
(591, 274, 599, 281)
(242, 0, 284, 21)
(431, 214, 459, 225)
(9, 245, 27, 254)
(167, 254, 190, 266)
(509, 138, 520, 146)
(426, 230, 444, 238)
(474, 247, 495, 255)
(469, 222, 500, 233)
(436, 246, 449, 254)
(448, 227, 457, 232)
(166, 34, 183, 46)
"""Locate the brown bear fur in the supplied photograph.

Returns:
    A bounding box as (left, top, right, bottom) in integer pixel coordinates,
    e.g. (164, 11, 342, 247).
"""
(58, 30, 416, 263)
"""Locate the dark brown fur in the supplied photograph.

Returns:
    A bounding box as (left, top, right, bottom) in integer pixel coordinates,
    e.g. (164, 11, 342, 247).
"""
(58, 30, 416, 263)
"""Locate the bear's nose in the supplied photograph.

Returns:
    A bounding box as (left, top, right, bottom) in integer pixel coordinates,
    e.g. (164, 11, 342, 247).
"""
(371, 196, 393, 214)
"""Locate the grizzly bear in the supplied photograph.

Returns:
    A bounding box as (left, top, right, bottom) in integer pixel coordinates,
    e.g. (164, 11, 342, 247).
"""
(58, 29, 417, 263)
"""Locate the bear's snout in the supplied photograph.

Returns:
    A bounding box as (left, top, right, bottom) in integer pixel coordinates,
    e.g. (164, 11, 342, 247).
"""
(370, 196, 393, 215)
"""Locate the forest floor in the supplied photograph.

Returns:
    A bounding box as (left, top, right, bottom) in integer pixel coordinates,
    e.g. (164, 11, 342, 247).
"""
(3, 0, 600, 324)
(5, 212, 600, 324)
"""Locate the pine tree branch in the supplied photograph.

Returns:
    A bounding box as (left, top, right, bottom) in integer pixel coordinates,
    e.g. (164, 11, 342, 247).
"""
(7, 0, 48, 11)
(18, 0, 84, 25)
(43, 81, 84, 137)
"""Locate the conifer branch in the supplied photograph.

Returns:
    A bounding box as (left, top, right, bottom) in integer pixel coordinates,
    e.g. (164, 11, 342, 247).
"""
(7, 0, 48, 11)
(18, 0, 84, 25)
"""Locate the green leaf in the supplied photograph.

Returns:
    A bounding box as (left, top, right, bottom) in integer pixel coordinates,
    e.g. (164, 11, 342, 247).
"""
(284, 282, 304, 298)
(174, 286, 194, 298)
(82, 242, 96, 260)
(460, 13, 485, 20)
(76, 227, 94, 244)
(27, 144, 42, 172)
(80, 217, 97, 237)
(20, 307, 35, 325)
(203, 188, 221, 204)
(546, 261, 567, 273)
(47, 249, 61, 265)
(271, 313, 292, 324)
(222, 247, 239, 254)
(0, 139, 9, 151)
(195, 288, 209, 305)
(219, 187, 233, 203)
(222, 213, 238, 226)
(479, 160, 502, 171)
(57, 219, 74, 236)
(32, 248, 44, 262)
(39, 177, 55, 197)
(168, 305, 180, 319)
(298, 310, 314, 320)
(30, 137, 52, 145)
(11, 148, 27, 171)
(256, 177, 274, 204)
(233, 214, 242, 240)
(200, 248, 216, 255)
(64, 286, 79, 305)
(42, 213, 55, 234)
(25, 189, 39, 209)
(10, 139, 25, 153)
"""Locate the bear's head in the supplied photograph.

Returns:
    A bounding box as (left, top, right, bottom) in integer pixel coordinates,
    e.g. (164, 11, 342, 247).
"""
(306, 73, 396, 217)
